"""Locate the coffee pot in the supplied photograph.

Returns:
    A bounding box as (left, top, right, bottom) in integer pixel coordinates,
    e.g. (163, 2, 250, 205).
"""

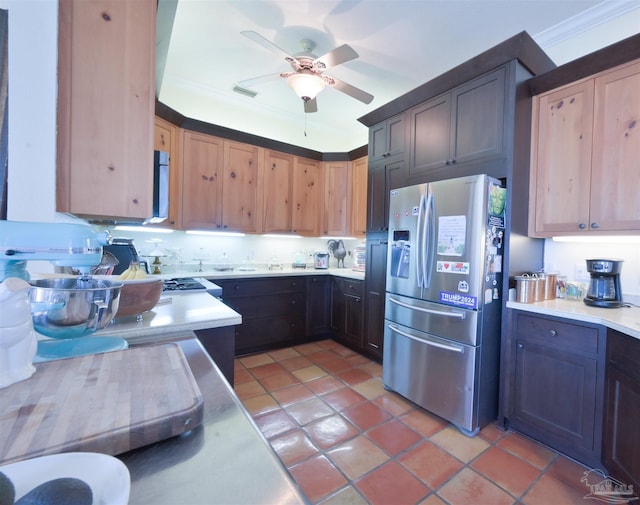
(583, 259, 623, 308)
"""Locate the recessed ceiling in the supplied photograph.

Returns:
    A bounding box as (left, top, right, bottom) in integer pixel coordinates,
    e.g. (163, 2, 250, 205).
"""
(157, 0, 630, 153)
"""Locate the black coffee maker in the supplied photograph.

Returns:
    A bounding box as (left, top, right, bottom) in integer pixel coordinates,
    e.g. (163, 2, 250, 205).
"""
(584, 259, 623, 308)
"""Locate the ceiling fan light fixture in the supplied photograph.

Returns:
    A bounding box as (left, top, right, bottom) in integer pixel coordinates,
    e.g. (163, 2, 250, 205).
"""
(287, 72, 325, 101)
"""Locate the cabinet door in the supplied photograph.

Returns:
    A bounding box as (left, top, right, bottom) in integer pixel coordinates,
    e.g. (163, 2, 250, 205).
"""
(344, 293, 363, 345)
(408, 93, 451, 177)
(307, 276, 330, 337)
(590, 61, 640, 232)
(323, 161, 351, 236)
(512, 339, 601, 465)
(531, 81, 594, 236)
(330, 278, 344, 334)
(292, 157, 323, 236)
(451, 68, 505, 164)
(222, 141, 261, 233)
(181, 131, 223, 229)
(350, 156, 368, 237)
(262, 150, 294, 233)
(57, 0, 155, 220)
(364, 236, 387, 358)
(603, 366, 640, 490)
(368, 114, 405, 163)
(367, 158, 406, 233)
(154, 116, 181, 228)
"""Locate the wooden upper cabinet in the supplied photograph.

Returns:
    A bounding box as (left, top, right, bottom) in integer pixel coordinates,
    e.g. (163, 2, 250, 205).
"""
(181, 131, 223, 230)
(262, 150, 294, 233)
(57, 0, 155, 221)
(530, 59, 640, 236)
(350, 156, 368, 237)
(323, 161, 351, 236)
(590, 61, 640, 232)
(222, 141, 262, 233)
(530, 80, 594, 236)
(292, 157, 322, 236)
(153, 116, 181, 228)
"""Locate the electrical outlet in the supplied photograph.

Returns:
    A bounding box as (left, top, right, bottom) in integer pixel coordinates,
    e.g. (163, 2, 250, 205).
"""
(575, 262, 590, 281)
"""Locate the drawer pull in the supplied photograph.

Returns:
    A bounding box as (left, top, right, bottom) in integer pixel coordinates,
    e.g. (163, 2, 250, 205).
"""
(518, 343, 524, 348)
(549, 329, 558, 337)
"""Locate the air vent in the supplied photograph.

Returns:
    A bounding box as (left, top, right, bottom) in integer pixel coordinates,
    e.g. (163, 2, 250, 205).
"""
(233, 85, 257, 98)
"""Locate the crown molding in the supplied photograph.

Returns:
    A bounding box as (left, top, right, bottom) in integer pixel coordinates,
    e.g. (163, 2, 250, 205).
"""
(534, 0, 640, 48)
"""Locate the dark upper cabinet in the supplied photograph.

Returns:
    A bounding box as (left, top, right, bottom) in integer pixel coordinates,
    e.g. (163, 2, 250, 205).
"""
(408, 67, 505, 178)
(367, 158, 407, 233)
(603, 329, 640, 491)
(507, 311, 606, 468)
(368, 113, 407, 163)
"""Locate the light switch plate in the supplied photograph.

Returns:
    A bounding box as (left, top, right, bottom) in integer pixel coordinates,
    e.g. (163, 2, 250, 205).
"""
(575, 262, 590, 281)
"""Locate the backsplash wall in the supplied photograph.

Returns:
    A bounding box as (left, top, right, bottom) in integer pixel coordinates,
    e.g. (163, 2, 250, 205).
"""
(543, 238, 640, 297)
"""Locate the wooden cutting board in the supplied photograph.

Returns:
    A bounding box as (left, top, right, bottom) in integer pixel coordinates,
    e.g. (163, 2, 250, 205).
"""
(0, 343, 203, 465)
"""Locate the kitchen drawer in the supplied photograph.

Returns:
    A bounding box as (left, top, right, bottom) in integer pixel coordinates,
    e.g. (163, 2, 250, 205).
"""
(515, 312, 601, 356)
(235, 316, 306, 354)
(343, 279, 363, 297)
(217, 277, 305, 298)
(223, 292, 306, 319)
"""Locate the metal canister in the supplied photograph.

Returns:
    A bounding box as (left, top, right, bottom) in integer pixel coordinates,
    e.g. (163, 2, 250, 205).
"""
(532, 273, 545, 302)
(544, 273, 558, 300)
(515, 274, 537, 303)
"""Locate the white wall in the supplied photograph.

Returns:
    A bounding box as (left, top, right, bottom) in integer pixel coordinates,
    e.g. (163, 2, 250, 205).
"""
(3, 0, 57, 222)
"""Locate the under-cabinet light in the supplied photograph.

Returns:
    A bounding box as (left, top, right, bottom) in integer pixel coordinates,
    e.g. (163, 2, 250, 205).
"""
(262, 234, 303, 239)
(186, 230, 246, 237)
(114, 225, 174, 234)
(552, 236, 640, 244)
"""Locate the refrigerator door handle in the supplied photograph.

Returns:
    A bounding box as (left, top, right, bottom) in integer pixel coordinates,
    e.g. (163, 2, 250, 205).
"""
(416, 192, 426, 288)
(423, 191, 435, 288)
(388, 296, 466, 319)
(388, 324, 465, 353)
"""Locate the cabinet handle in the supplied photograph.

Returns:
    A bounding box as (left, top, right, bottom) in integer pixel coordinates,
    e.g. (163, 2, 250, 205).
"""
(578, 223, 586, 229)
(291, 281, 297, 287)
(549, 329, 557, 337)
(291, 300, 296, 305)
(234, 285, 240, 291)
(591, 222, 600, 229)
(356, 297, 361, 303)
(517, 343, 524, 348)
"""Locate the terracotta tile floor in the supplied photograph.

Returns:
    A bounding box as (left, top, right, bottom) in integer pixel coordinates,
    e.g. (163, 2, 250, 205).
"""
(235, 339, 600, 505)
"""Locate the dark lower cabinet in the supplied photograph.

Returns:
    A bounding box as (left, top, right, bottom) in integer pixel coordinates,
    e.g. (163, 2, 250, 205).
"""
(363, 235, 387, 359)
(194, 326, 235, 386)
(507, 311, 606, 468)
(217, 276, 310, 355)
(603, 329, 640, 490)
(330, 277, 364, 349)
(306, 276, 331, 337)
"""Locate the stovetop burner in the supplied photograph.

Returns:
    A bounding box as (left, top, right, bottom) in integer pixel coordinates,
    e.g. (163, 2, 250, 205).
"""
(163, 278, 206, 292)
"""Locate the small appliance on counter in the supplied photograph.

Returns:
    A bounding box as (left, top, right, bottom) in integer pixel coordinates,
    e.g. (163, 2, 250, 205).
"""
(313, 252, 329, 269)
(103, 238, 148, 275)
(584, 258, 624, 308)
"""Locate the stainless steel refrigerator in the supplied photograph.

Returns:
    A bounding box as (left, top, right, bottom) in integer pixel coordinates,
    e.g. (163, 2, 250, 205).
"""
(383, 174, 506, 436)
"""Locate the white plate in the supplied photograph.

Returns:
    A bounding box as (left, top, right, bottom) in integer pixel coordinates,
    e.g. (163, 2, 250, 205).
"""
(0, 452, 130, 504)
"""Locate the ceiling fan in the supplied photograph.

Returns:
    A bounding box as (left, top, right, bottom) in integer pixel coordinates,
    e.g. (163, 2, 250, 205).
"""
(237, 30, 374, 113)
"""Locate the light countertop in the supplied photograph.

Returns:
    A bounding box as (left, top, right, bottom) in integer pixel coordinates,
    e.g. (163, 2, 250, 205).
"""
(153, 266, 366, 282)
(94, 292, 241, 343)
(507, 298, 640, 340)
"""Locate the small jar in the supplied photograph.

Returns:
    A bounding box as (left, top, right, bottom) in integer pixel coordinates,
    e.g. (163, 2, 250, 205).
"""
(556, 276, 568, 299)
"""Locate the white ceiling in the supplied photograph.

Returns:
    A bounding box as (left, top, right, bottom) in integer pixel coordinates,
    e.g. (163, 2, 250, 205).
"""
(157, 0, 638, 153)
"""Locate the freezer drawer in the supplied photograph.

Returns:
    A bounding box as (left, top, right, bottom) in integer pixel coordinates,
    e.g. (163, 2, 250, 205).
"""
(383, 319, 479, 433)
(385, 292, 479, 346)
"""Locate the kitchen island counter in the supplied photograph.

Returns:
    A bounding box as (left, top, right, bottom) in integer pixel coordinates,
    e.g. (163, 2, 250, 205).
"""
(507, 298, 640, 340)
(120, 336, 307, 505)
(94, 292, 241, 343)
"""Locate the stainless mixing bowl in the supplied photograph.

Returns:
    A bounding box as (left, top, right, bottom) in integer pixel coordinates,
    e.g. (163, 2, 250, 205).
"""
(29, 277, 123, 338)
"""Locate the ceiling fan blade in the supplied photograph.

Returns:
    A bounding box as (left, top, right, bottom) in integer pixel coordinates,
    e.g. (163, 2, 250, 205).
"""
(314, 44, 358, 71)
(236, 72, 282, 88)
(241, 30, 298, 64)
(304, 98, 318, 113)
(326, 76, 374, 104)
